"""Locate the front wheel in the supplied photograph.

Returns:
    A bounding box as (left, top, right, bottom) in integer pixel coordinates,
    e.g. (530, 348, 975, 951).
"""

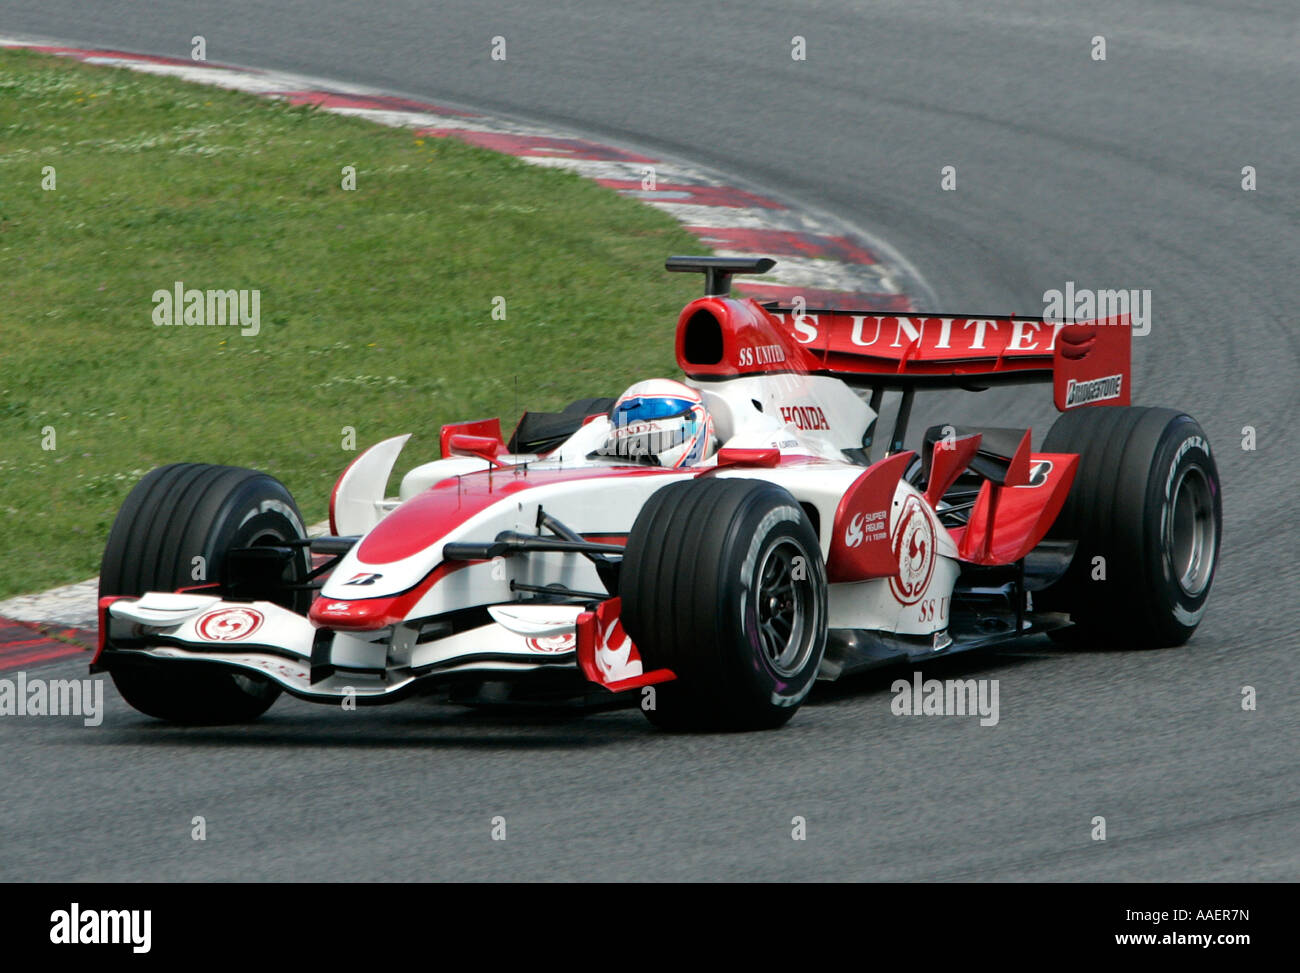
(621, 478, 828, 731)
(100, 463, 310, 724)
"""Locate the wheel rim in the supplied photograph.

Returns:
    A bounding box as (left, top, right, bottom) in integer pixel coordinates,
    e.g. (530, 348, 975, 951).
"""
(1168, 466, 1216, 597)
(248, 528, 288, 547)
(755, 537, 815, 676)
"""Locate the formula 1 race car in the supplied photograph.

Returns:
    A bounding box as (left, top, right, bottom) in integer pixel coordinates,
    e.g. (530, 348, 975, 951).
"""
(94, 256, 1222, 730)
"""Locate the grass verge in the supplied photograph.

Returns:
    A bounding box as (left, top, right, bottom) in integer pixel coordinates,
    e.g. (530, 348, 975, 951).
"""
(0, 47, 704, 598)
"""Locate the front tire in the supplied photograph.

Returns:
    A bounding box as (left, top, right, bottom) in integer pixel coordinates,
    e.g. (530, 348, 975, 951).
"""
(621, 478, 828, 731)
(100, 463, 310, 724)
(1040, 406, 1221, 647)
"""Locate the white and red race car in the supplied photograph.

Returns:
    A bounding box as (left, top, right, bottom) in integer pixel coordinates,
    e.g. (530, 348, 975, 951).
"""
(94, 257, 1222, 730)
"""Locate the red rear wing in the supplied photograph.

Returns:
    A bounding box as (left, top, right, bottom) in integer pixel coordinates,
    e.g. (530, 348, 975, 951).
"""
(676, 296, 1131, 412)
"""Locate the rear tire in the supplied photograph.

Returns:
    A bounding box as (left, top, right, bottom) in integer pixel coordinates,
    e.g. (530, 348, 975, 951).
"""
(100, 463, 311, 724)
(1039, 407, 1221, 648)
(621, 478, 827, 731)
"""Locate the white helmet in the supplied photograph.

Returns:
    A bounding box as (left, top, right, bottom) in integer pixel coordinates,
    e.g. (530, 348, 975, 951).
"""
(600, 379, 716, 468)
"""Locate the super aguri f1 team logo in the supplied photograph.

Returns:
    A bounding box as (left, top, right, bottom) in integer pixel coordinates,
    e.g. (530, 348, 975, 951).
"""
(890, 495, 936, 605)
(196, 607, 265, 641)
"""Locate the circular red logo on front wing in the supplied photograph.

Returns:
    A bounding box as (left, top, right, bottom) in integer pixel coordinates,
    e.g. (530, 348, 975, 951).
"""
(526, 633, 576, 654)
(196, 607, 266, 642)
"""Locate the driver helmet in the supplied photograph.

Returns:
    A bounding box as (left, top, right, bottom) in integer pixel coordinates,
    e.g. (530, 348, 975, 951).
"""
(600, 379, 715, 468)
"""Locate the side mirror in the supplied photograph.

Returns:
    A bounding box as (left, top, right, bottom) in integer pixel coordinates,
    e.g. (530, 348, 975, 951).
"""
(713, 447, 781, 469)
(447, 433, 508, 468)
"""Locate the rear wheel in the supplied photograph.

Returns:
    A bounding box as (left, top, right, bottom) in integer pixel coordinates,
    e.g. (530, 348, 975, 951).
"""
(1039, 406, 1221, 647)
(621, 478, 827, 731)
(100, 463, 310, 724)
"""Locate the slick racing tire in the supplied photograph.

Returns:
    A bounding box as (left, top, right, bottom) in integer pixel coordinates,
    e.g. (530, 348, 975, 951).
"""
(100, 463, 311, 724)
(1039, 407, 1221, 648)
(621, 478, 828, 731)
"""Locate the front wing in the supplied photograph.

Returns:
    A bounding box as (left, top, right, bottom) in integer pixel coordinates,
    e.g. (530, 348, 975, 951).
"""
(93, 592, 673, 704)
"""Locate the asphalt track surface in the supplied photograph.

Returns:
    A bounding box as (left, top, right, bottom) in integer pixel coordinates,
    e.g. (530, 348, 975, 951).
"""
(2, 2, 1297, 881)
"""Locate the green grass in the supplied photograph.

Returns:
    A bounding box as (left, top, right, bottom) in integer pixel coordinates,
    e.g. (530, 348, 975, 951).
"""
(0, 48, 705, 598)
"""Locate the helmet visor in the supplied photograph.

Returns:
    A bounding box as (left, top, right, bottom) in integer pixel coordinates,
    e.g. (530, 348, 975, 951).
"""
(611, 396, 696, 424)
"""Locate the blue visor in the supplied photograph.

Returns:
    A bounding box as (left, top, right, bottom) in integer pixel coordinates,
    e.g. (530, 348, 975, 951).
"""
(612, 396, 695, 423)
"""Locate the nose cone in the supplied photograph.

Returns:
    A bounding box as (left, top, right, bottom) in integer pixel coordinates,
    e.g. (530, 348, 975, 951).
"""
(308, 595, 408, 631)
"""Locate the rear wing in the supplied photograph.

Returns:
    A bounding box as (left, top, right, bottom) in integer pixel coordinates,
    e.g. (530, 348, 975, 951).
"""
(666, 256, 1131, 414)
(762, 306, 1132, 412)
